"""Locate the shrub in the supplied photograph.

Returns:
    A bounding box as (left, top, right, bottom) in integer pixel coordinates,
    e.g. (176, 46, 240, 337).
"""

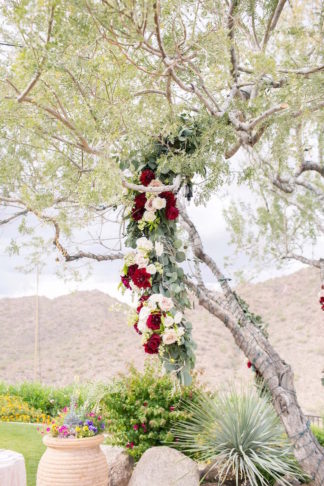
(0, 382, 84, 416)
(172, 388, 303, 486)
(0, 395, 52, 424)
(312, 425, 324, 447)
(99, 362, 203, 461)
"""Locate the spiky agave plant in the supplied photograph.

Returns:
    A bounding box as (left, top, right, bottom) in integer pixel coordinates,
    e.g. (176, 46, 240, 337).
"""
(172, 388, 304, 486)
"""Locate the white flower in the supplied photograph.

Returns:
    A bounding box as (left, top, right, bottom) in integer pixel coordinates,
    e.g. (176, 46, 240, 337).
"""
(143, 211, 156, 222)
(134, 253, 149, 268)
(146, 263, 157, 274)
(162, 329, 178, 345)
(147, 299, 158, 311)
(174, 311, 183, 324)
(139, 306, 150, 322)
(138, 320, 148, 334)
(144, 197, 156, 212)
(148, 293, 161, 303)
(155, 242, 164, 257)
(152, 197, 166, 210)
(164, 315, 174, 328)
(124, 251, 136, 266)
(159, 296, 174, 312)
(136, 237, 153, 252)
(177, 327, 185, 337)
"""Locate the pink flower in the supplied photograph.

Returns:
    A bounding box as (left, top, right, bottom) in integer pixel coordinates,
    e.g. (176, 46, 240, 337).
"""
(46, 427, 50, 432)
(63, 407, 68, 413)
(133, 424, 139, 430)
(169, 406, 175, 411)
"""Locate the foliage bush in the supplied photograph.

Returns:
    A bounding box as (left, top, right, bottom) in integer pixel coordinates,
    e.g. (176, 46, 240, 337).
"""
(311, 425, 324, 447)
(0, 381, 85, 417)
(172, 388, 303, 486)
(99, 362, 203, 461)
(0, 395, 51, 424)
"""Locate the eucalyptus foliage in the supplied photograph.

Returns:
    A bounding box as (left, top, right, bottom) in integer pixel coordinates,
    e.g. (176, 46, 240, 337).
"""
(172, 388, 304, 486)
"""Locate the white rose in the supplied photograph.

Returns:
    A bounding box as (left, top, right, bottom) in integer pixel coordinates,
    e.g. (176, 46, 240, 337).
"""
(139, 306, 150, 322)
(174, 311, 183, 324)
(134, 253, 149, 268)
(148, 293, 162, 305)
(162, 329, 178, 345)
(152, 197, 166, 210)
(146, 263, 157, 274)
(143, 210, 156, 222)
(147, 299, 157, 311)
(164, 315, 174, 327)
(159, 296, 174, 312)
(155, 242, 164, 257)
(177, 327, 185, 337)
(136, 237, 153, 252)
(138, 319, 148, 334)
(124, 251, 136, 266)
(144, 197, 156, 212)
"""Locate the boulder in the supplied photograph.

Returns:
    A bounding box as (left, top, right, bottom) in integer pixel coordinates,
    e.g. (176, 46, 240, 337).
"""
(128, 446, 200, 486)
(101, 445, 134, 486)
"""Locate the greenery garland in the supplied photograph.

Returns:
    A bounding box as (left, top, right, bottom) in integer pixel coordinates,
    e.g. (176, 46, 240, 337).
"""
(118, 135, 197, 386)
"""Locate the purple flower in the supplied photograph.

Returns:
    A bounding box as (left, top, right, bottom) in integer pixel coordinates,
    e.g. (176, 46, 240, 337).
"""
(100, 423, 105, 430)
(86, 420, 93, 426)
(79, 421, 84, 426)
(89, 425, 98, 434)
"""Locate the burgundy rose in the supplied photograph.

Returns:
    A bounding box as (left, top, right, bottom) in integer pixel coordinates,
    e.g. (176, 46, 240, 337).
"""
(134, 193, 147, 209)
(132, 206, 145, 221)
(121, 276, 131, 289)
(144, 333, 161, 354)
(140, 294, 150, 303)
(160, 191, 176, 207)
(134, 322, 142, 335)
(247, 361, 252, 369)
(140, 169, 155, 186)
(147, 312, 161, 330)
(132, 268, 151, 289)
(165, 205, 179, 220)
(128, 264, 138, 279)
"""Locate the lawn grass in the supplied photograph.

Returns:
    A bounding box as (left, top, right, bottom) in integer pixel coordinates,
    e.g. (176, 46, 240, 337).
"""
(0, 422, 45, 486)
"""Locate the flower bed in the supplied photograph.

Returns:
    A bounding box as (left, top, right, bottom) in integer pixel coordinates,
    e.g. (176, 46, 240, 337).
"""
(0, 395, 51, 424)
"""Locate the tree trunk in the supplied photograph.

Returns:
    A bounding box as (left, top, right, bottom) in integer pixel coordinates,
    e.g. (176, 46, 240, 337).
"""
(180, 205, 324, 485)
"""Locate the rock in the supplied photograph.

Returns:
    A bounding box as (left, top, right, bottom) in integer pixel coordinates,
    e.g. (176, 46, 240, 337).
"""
(128, 446, 200, 486)
(101, 445, 134, 486)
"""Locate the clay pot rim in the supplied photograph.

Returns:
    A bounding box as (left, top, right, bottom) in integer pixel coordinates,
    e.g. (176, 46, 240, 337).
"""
(43, 433, 105, 449)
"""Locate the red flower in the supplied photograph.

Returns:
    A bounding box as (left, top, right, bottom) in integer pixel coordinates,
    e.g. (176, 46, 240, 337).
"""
(147, 312, 161, 330)
(121, 276, 131, 289)
(169, 406, 175, 411)
(132, 268, 151, 288)
(133, 424, 139, 431)
(132, 206, 145, 221)
(143, 402, 148, 407)
(126, 442, 134, 449)
(247, 361, 252, 368)
(144, 333, 161, 354)
(128, 264, 138, 279)
(134, 193, 147, 209)
(165, 205, 179, 220)
(320, 296, 324, 304)
(140, 169, 155, 186)
(161, 191, 176, 207)
(141, 423, 147, 433)
(134, 322, 142, 335)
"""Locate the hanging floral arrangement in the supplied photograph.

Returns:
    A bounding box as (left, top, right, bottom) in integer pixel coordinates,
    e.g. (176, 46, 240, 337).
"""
(118, 145, 196, 385)
(319, 284, 324, 311)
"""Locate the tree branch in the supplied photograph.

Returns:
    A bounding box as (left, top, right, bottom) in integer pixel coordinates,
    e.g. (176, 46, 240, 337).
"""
(282, 253, 321, 269)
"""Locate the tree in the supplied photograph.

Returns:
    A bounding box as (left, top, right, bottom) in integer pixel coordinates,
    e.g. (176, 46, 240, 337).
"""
(0, 0, 324, 482)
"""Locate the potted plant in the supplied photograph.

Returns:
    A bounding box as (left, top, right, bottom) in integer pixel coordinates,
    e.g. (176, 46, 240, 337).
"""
(37, 396, 108, 486)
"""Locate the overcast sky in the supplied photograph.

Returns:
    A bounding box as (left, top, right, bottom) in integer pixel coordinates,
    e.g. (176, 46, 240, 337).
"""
(0, 188, 311, 303)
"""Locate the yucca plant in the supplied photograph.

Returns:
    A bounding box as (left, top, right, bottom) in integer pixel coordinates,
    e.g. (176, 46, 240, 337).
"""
(172, 388, 304, 486)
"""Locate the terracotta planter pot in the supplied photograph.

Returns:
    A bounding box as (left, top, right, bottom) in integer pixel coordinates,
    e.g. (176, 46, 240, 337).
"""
(37, 434, 108, 486)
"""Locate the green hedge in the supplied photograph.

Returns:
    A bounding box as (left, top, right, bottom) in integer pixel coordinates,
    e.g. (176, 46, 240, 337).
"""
(312, 425, 324, 447)
(0, 382, 84, 417)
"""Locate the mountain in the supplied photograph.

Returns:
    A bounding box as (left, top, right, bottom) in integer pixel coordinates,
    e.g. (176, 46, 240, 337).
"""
(0, 267, 323, 414)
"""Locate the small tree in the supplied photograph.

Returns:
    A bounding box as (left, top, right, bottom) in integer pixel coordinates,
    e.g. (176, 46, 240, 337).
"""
(0, 1, 324, 482)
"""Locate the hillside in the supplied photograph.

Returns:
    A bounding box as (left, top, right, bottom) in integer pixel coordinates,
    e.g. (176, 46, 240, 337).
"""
(0, 267, 323, 413)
